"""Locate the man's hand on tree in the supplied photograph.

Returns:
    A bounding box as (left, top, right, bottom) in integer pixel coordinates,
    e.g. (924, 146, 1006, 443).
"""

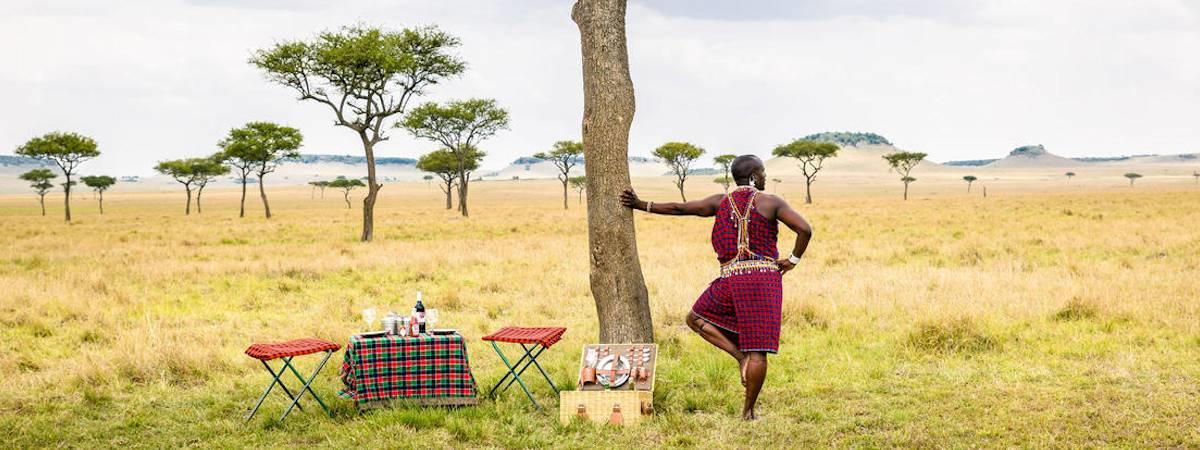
(620, 189, 644, 210)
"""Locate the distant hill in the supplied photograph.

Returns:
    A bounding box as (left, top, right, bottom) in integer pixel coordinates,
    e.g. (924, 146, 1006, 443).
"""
(297, 154, 416, 166)
(0, 155, 52, 167)
(801, 131, 892, 147)
(943, 159, 999, 167)
(985, 145, 1078, 169)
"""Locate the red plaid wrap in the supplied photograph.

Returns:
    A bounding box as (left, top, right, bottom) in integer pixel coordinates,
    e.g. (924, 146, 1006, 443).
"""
(481, 327, 566, 348)
(244, 338, 340, 361)
(692, 186, 784, 353)
(338, 333, 477, 403)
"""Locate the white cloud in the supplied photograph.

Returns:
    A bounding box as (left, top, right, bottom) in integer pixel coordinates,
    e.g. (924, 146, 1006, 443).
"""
(1, 0, 1197, 175)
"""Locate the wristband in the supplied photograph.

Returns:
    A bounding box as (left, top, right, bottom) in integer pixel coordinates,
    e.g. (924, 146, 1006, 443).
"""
(787, 253, 800, 264)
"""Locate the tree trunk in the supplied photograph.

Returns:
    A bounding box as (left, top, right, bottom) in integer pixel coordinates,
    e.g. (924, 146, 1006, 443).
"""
(239, 177, 248, 218)
(344, 191, 352, 209)
(677, 179, 687, 202)
(196, 187, 204, 214)
(457, 171, 470, 217)
(320, 187, 326, 199)
(258, 175, 272, 218)
(573, 0, 654, 344)
(360, 136, 380, 242)
(578, 190, 583, 205)
(63, 173, 72, 222)
(967, 182, 972, 193)
(311, 185, 316, 199)
(185, 187, 192, 215)
(903, 182, 909, 200)
(39, 195, 46, 216)
(804, 177, 813, 204)
(443, 183, 454, 210)
(562, 177, 570, 210)
(98, 191, 104, 215)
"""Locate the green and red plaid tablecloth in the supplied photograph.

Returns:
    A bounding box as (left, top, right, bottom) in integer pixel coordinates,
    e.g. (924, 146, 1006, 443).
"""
(339, 333, 477, 407)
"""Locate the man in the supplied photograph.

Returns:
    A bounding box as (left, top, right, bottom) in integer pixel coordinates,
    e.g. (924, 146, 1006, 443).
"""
(620, 155, 812, 420)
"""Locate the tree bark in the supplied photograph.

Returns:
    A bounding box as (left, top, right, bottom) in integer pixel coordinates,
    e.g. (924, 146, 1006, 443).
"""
(98, 191, 104, 215)
(561, 176, 569, 210)
(344, 191, 352, 209)
(360, 136, 381, 241)
(185, 187, 192, 215)
(804, 177, 813, 204)
(63, 173, 72, 222)
(903, 182, 909, 200)
(573, 0, 654, 344)
(457, 171, 470, 217)
(239, 177, 248, 218)
(196, 187, 204, 214)
(443, 182, 454, 209)
(258, 175, 272, 218)
(676, 179, 687, 202)
(39, 195, 46, 216)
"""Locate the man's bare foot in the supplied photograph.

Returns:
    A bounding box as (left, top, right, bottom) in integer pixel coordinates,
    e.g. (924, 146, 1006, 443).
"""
(741, 408, 758, 421)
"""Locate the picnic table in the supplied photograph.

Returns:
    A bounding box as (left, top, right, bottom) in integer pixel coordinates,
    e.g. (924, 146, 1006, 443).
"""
(339, 332, 478, 409)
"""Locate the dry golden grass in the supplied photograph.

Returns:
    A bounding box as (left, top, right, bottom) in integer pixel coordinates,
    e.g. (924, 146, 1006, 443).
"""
(1, 177, 1199, 447)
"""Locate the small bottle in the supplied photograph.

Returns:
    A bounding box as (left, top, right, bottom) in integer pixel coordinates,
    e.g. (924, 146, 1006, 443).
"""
(609, 403, 623, 425)
(414, 291, 426, 335)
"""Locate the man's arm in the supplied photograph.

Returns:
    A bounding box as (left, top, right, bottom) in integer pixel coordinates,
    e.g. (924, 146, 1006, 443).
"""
(772, 199, 813, 275)
(620, 189, 723, 217)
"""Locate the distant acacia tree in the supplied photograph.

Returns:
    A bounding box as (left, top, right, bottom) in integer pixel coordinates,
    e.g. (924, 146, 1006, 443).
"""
(416, 149, 472, 210)
(19, 168, 57, 216)
(80, 175, 116, 214)
(963, 175, 978, 193)
(534, 140, 584, 209)
(772, 178, 782, 192)
(569, 175, 586, 205)
(193, 156, 230, 214)
(219, 122, 302, 219)
(1192, 170, 1198, 184)
(403, 99, 509, 217)
(423, 175, 434, 187)
(883, 151, 927, 200)
(772, 139, 839, 204)
(15, 131, 100, 221)
(315, 180, 330, 198)
(155, 158, 202, 215)
(252, 25, 465, 241)
(1124, 172, 1142, 187)
(713, 154, 736, 192)
(1065, 171, 1076, 182)
(308, 181, 321, 199)
(653, 141, 705, 201)
(329, 176, 366, 209)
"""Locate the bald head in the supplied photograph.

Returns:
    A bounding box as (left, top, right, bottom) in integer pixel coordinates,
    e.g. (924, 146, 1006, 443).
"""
(731, 155, 764, 187)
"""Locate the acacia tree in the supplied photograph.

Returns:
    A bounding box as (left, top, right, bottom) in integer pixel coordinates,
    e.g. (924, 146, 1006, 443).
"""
(252, 25, 465, 241)
(155, 159, 203, 215)
(653, 141, 705, 201)
(1125, 172, 1142, 187)
(416, 149, 470, 210)
(315, 180, 330, 198)
(19, 168, 57, 216)
(219, 122, 302, 219)
(423, 175, 434, 187)
(402, 99, 509, 217)
(963, 175, 978, 193)
(883, 151, 927, 200)
(1192, 170, 1199, 184)
(713, 154, 736, 192)
(573, 0, 654, 343)
(772, 139, 839, 204)
(80, 175, 116, 214)
(1065, 171, 1076, 182)
(15, 132, 100, 221)
(329, 176, 366, 209)
(193, 156, 230, 214)
(570, 175, 587, 205)
(308, 181, 321, 199)
(534, 141, 584, 209)
(772, 178, 782, 192)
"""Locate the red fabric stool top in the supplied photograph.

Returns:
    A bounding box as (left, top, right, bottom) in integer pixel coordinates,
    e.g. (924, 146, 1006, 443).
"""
(245, 338, 341, 361)
(481, 327, 567, 348)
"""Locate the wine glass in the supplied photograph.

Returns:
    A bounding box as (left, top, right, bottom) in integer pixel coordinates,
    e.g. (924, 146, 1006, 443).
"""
(426, 309, 439, 332)
(361, 308, 377, 332)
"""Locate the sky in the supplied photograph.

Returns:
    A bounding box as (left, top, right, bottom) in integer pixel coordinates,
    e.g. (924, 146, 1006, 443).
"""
(1, 0, 1197, 175)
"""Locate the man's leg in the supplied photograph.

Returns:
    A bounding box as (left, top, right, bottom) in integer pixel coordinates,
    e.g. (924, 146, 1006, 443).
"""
(741, 351, 768, 420)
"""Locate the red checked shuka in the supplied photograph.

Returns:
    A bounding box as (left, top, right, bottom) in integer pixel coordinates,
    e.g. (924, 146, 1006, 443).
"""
(690, 186, 784, 353)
